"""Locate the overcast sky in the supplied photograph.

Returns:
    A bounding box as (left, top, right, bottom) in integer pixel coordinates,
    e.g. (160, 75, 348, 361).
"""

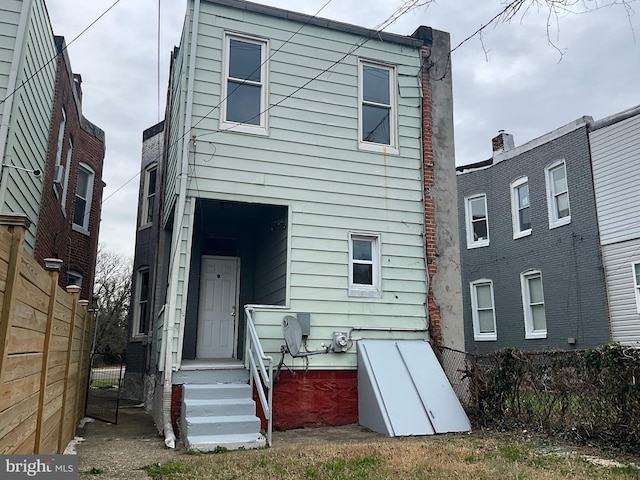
(45, 0, 640, 257)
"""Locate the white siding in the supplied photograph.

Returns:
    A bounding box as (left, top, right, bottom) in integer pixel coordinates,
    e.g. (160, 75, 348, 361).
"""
(602, 239, 640, 346)
(0, 0, 56, 252)
(170, 1, 428, 368)
(590, 113, 640, 246)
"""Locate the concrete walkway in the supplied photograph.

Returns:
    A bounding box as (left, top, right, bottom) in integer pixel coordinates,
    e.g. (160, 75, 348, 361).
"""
(74, 401, 388, 479)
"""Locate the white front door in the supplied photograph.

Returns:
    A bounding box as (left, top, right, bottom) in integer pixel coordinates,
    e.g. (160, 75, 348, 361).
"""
(197, 256, 239, 359)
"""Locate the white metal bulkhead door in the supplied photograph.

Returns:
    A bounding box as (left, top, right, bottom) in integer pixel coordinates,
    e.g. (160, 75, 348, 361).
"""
(196, 256, 239, 358)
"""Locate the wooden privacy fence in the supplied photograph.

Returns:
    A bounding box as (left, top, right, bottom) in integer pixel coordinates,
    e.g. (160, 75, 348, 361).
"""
(0, 214, 95, 454)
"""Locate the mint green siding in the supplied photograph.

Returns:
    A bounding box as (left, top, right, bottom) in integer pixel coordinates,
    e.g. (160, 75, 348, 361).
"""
(0, 0, 56, 252)
(167, 1, 428, 369)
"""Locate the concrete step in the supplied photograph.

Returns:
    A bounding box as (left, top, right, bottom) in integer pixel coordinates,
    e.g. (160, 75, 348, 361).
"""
(182, 414, 261, 437)
(185, 433, 266, 452)
(182, 398, 256, 417)
(182, 383, 252, 401)
(173, 367, 249, 385)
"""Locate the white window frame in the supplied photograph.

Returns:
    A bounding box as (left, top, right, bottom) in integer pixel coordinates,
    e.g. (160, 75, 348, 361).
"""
(545, 159, 571, 229)
(61, 138, 73, 213)
(220, 33, 269, 135)
(66, 270, 82, 289)
(521, 270, 547, 339)
(54, 109, 66, 169)
(510, 176, 531, 239)
(358, 60, 398, 154)
(633, 262, 640, 314)
(72, 163, 95, 234)
(470, 279, 497, 341)
(348, 233, 382, 298)
(132, 268, 150, 339)
(140, 163, 158, 228)
(465, 194, 489, 249)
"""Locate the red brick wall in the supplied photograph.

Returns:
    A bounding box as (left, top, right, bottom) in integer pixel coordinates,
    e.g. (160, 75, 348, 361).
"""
(254, 371, 358, 431)
(33, 50, 104, 300)
(421, 45, 443, 348)
(171, 384, 183, 436)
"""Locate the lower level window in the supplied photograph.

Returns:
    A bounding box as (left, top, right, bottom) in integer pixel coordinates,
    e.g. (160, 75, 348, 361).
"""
(470, 279, 497, 341)
(521, 270, 546, 339)
(133, 269, 150, 337)
(348, 233, 381, 297)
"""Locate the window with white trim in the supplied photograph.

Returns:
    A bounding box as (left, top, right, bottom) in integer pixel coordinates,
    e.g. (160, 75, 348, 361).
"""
(140, 164, 157, 227)
(359, 61, 397, 153)
(221, 33, 268, 134)
(521, 270, 547, 339)
(465, 194, 489, 248)
(348, 233, 381, 297)
(61, 139, 73, 212)
(545, 160, 571, 228)
(132, 268, 150, 337)
(470, 279, 497, 341)
(510, 177, 531, 238)
(67, 270, 82, 288)
(633, 263, 640, 314)
(53, 109, 66, 195)
(73, 163, 94, 232)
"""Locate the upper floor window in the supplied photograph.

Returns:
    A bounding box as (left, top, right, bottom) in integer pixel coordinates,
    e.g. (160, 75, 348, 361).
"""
(511, 177, 531, 238)
(521, 270, 547, 339)
(73, 163, 94, 233)
(61, 139, 73, 212)
(348, 233, 381, 298)
(545, 160, 571, 228)
(221, 34, 268, 135)
(633, 263, 640, 314)
(53, 109, 66, 195)
(465, 194, 489, 249)
(54, 109, 66, 169)
(132, 268, 150, 338)
(141, 164, 157, 227)
(359, 61, 397, 154)
(470, 279, 497, 341)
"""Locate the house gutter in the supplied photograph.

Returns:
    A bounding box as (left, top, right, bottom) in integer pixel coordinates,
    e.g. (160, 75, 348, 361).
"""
(0, 0, 33, 207)
(162, 0, 201, 449)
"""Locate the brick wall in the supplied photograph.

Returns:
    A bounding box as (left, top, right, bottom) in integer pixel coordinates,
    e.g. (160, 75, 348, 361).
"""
(33, 40, 104, 300)
(457, 126, 610, 353)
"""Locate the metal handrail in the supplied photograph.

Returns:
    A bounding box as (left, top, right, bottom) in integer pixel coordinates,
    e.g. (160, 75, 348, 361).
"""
(245, 306, 273, 447)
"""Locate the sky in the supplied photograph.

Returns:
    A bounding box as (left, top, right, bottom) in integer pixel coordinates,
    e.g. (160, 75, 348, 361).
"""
(45, 0, 640, 257)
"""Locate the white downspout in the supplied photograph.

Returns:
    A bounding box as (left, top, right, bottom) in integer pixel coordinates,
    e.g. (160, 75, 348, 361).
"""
(0, 0, 33, 207)
(162, 0, 201, 449)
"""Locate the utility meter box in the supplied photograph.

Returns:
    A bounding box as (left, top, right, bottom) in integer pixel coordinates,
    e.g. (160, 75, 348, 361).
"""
(332, 332, 348, 353)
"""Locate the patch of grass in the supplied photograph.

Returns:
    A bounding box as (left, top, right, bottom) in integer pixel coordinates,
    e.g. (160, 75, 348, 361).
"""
(141, 435, 640, 480)
(90, 378, 119, 388)
(86, 467, 103, 475)
(142, 461, 194, 479)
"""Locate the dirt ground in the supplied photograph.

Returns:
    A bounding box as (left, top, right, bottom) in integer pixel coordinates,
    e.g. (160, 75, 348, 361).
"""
(73, 400, 393, 479)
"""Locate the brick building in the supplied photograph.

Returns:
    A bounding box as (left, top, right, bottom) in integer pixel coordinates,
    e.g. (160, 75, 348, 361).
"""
(457, 119, 610, 353)
(33, 36, 105, 300)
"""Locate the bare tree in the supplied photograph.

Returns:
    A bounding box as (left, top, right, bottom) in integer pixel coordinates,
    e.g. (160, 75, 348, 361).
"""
(92, 246, 133, 356)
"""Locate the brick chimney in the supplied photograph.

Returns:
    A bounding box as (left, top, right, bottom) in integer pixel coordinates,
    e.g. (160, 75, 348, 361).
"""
(492, 130, 514, 155)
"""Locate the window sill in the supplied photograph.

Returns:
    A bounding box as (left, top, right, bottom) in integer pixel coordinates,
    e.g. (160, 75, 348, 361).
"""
(467, 240, 489, 249)
(474, 334, 497, 341)
(358, 142, 399, 156)
(72, 223, 90, 236)
(219, 120, 268, 136)
(513, 229, 532, 240)
(348, 286, 382, 298)
(549, 216, 571, 229)
(525, 331, 547, 340)
(138, 222, 152, 231)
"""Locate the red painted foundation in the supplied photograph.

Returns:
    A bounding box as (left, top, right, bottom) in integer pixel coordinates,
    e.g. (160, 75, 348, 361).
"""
(254, 370, 358, 431)
(171, 384, 183, 437)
